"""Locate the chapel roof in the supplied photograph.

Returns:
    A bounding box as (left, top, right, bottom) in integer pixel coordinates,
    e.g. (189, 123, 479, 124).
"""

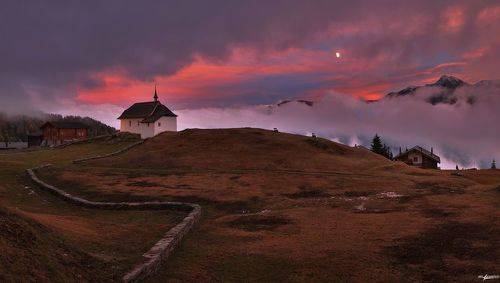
(117, 88, 177, 122)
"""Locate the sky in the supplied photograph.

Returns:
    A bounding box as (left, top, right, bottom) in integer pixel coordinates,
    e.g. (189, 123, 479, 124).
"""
(0, 1, 499, 168)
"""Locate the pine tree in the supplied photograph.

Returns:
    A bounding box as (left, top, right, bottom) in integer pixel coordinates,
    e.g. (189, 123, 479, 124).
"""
(371, 134, 384, 155)
(371, 134, 393, 159)
(492, 159, 497, 169)
(383, 144, 393, 159)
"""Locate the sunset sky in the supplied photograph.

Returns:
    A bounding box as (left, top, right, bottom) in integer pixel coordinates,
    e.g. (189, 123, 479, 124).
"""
(0, 1, 498, 112)
(1, 1, 499, 168)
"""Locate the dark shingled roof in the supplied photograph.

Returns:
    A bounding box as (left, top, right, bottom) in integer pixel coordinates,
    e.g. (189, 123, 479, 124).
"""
(117, 101, 177, 122)
(40, 121, 89, 129)
(394, 146, 441, 163)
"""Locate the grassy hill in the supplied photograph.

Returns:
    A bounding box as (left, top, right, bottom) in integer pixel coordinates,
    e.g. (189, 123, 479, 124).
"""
(89, 128, 392, 172)
(1, 128, 499, 282)
(35, 128, 499, 282)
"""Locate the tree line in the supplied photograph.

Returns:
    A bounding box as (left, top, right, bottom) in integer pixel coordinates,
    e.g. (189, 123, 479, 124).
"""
(0, 112, 117, 142)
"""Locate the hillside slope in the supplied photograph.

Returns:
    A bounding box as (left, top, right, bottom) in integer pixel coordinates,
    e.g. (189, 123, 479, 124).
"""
(40, 128, 499, 282)
(0, 207, 108, 282)
(90, 128, 392, 172)
(26, 128, 499, 282)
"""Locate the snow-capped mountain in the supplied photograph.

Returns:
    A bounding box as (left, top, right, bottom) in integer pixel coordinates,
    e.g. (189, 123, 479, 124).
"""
(429, 75, 467, 89)
(385, 75, 499, 105)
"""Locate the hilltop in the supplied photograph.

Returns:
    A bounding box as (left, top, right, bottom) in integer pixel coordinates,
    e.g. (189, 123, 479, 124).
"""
(89, 128, 391, 172)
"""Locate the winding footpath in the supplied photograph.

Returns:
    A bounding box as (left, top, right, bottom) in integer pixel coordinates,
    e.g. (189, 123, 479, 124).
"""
(26, 141, 202, 282)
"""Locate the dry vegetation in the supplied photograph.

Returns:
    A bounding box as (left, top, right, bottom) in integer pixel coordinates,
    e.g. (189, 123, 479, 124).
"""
(1, 128, 498, 282)
(0, 134, 185, 282)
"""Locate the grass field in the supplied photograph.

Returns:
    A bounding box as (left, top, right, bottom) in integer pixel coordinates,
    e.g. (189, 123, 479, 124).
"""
(0, 135, 186, 282)
(30, 129, 500, 282)
(1, 129, 499, 282)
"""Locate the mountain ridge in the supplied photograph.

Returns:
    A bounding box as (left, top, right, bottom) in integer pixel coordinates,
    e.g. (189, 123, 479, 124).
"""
(385, 75, 499, 105)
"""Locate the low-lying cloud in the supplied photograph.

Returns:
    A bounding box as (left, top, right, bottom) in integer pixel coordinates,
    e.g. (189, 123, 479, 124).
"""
(48, 81, 499, 169)
(175, 85, 499, 169)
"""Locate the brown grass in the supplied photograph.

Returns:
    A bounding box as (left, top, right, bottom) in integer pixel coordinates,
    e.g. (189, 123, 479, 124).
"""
(0, 136, 186, 281)
(0, 206, 110, 282)
(1, 128, 499, 282)
(88, 128, 392, 172)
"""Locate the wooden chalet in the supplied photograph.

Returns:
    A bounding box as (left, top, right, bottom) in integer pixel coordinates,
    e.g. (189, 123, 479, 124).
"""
(40, 121, 89, 145)
(394, 146, 441, 169)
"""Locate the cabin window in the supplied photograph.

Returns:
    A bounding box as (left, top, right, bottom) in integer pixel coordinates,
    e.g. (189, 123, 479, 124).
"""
(137, 121, 140, 126)
(413, 156, 418, 162)
(147, 123, 150, 127)
(129, 121, 132, 127)
(158, 122, 161, 127)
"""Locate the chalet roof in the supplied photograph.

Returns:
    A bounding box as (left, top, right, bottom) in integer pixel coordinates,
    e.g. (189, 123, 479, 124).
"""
(117, 101, 177, 122)
(40, 121, 89, 129)
(394, 146, 441, 163)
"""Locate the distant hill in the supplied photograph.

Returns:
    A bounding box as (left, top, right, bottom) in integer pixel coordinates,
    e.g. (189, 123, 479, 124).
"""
(0, 112, 116, 142)
(385, 75, 500, 105)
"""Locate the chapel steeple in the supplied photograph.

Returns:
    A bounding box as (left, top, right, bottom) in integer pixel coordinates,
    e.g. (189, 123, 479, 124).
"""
(153, 84, 158, 102)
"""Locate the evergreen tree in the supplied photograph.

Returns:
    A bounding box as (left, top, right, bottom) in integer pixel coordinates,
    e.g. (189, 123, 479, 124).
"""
(492, 159, 497, 169)
(371, 134, 393, 159)
(371, 134, 384, 155)
(383, 144, 393, 159)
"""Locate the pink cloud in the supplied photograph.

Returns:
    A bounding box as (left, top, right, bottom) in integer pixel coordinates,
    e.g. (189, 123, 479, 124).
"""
(441, 6, 466, 33)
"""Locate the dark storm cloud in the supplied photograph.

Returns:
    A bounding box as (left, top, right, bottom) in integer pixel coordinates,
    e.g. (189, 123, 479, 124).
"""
(0, 0, 498, 112)
(1, 1, 340, 88)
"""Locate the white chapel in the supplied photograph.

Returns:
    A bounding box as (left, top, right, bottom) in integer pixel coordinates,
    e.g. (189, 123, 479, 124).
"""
(117, 87, 177, 139)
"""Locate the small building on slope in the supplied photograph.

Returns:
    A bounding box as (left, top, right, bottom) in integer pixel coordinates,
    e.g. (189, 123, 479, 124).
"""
(40, 121, 89, 145)
(117, 88, 177, 139)
(394, 146, 441, 169)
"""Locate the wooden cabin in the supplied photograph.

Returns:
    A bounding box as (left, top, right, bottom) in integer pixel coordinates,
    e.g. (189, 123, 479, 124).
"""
(40, 121, 89, 145)
(394, 146, 441, 169)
